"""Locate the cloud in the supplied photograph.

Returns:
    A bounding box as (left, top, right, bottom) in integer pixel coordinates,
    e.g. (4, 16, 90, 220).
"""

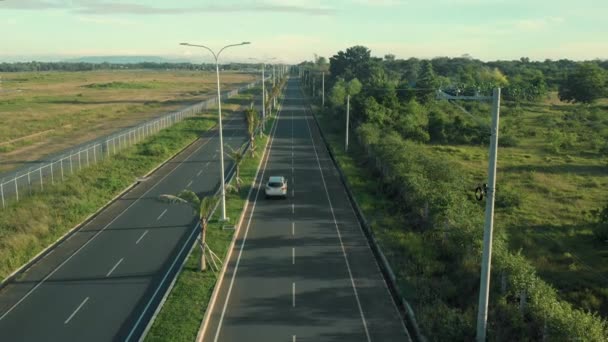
(0, 0, 336, 16)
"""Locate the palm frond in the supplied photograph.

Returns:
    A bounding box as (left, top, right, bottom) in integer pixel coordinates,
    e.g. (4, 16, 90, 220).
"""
(158, 194, 189, 204)
(199, 196, 217, 221)
(176, 189, 201, 207)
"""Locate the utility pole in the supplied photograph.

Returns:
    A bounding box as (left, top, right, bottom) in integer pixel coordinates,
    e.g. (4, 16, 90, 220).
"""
(322, 72, 325, 107)
(438, 88, 502, 341)
(476, 88, 501, 342)
(345, 94, 350, 152)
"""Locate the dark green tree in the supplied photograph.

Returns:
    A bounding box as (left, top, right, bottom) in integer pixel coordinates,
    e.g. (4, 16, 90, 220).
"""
(558, 63, 607, 103)
(416, 60, 439, 104)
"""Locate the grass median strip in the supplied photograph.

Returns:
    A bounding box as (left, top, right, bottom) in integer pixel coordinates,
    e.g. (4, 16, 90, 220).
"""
(144, 117, 275, 342)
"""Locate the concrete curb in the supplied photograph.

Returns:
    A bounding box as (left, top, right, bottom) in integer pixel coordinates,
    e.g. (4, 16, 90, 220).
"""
(300, 86, 426, 342)
(0, 122, 217, 289)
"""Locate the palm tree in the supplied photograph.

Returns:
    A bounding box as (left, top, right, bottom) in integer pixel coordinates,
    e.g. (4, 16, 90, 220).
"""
(228, 146, 244, 192)
(160, 190, 217, 271)
(245, 108, 259, 157)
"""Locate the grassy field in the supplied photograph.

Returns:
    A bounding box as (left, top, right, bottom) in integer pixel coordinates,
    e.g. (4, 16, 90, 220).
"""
(424, 94, 608, 316)
(0, 86, 262, 281)
(144, 117, 274, 342)
(0, 70, 256, 172)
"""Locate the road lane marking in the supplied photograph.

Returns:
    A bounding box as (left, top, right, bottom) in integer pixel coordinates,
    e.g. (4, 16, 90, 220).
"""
(212, 93, 284, 342)
(292, 203, 294, 214)
(292, 248, 295, 265)
(157, 209, 167, 221)
(293, 336, 296, 342)
(197, 170, 203, 176)
(292, 282, 295, 307)
(106, 258, 124, 277)
(0, 114, 237, 323)
(187, 180, 193, 188)
(303, 102, 372, 342)
(205, 162, 210, 167)
(64, 297, 89, 324)
(136, 230, 149, 245)
(292, 222, 295, 236)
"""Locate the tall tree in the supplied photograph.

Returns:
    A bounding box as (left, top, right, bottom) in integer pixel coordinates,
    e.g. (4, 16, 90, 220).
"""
(416, 60, 439, 104)
(559, 63, 607, 103)
(160, 191, 217, 271)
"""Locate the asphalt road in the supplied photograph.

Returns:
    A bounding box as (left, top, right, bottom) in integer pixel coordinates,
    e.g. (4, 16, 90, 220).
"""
(201, 79, 411, 342)
(0, 108, 250, 341)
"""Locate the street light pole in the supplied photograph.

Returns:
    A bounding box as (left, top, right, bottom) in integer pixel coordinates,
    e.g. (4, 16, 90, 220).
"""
(249, 57, 275, 135)
(180, 41, 250, 222)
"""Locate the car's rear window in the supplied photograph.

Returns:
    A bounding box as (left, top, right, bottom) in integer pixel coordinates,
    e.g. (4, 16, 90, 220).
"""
(268, 182, 283, 187)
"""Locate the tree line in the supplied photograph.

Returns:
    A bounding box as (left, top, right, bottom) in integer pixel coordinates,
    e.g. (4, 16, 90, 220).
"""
(301, 46, 608, 340)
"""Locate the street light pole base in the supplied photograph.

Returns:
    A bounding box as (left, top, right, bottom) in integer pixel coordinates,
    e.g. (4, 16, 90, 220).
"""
(219, 217, 231, 223)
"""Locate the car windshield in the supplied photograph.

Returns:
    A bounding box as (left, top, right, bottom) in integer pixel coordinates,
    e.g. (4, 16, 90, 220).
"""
(268, 182, 283, 187)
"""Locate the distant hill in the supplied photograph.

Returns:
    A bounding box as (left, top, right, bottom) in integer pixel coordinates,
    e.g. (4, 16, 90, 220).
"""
(62, 56, 195, 64)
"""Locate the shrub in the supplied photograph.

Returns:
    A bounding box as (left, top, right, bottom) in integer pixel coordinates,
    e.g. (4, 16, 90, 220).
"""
(495, 185, 522, 209)
(142, 143, 168, 156)
(591, 204, 608, 243)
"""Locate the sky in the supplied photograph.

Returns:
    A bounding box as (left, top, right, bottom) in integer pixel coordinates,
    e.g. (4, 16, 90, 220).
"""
(1, 0, 607, 63)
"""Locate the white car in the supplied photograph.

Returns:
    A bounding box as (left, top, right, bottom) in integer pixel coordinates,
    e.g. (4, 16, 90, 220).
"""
(265, 176, 288, 199)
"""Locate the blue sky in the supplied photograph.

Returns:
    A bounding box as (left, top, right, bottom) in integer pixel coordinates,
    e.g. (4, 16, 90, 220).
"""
(1, 0, 607, 63)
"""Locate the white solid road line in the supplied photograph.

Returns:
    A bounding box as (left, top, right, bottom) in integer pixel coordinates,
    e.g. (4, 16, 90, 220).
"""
(0, 124, 222, 321)
(106, 258, 124, 277)
(157, 209, 167, 221)
(303, 102, 372, 342)
(64, 297, 89, 324)
(292, 282, 295, 307)
(212, 94, 284, 342)
(136, 230, 149, 245)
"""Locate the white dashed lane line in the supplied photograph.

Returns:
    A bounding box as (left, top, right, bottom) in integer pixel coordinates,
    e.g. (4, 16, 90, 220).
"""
(156, 209, 167, 221)
(64, 297, 89, 324)
(136, 230, 149, 245)
(106, 258, 124, 277)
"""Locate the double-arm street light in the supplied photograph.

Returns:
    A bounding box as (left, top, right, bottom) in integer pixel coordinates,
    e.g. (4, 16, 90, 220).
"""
(248, 57, 275, 135)
(180, 41, 250, 221)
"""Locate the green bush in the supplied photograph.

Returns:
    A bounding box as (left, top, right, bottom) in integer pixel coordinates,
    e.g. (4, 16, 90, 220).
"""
(591, 204, 608, 243)
(495, 186, 522, 209)
(142, 143, 168, 156)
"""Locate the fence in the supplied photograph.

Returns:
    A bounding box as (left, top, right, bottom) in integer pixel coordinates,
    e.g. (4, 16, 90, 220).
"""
(0, 80, 263, 209)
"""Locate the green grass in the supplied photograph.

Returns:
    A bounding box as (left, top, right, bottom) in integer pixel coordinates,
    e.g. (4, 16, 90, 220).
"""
(0, 113, 219, 280)
(422, 98, 608, 317)
(144, 117, 275, 342)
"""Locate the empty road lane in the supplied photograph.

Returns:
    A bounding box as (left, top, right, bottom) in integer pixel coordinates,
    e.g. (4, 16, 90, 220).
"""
(201, 78, 411, 342)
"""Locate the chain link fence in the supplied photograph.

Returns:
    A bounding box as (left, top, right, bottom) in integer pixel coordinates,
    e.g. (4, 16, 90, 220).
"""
(0, 81, 262, 209)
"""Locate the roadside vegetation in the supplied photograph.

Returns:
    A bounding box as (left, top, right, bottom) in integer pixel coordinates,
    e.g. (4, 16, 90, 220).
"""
(303, 47, 608, 340)
(0, 70, 255, 172)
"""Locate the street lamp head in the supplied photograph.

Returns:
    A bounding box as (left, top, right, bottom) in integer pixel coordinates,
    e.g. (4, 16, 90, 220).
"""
(179, 43, 190, 46)
(241, 42, 251, 45)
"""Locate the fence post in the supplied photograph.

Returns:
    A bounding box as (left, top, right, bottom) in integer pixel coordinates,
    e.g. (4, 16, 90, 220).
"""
(61, 158, 64, 180)
(14, 178, 19, 201)
(39, 167, 43, 191)
(1, 181, 5, 209)
(86, 148, 89, 166)
(78, 149, 82, 171)
(27, 169, 32, 194)
(113, 138, 116, 154)
(93, 145, 97, 163)
(106, 140, 110, 157)
(50, 162, 54, 185)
